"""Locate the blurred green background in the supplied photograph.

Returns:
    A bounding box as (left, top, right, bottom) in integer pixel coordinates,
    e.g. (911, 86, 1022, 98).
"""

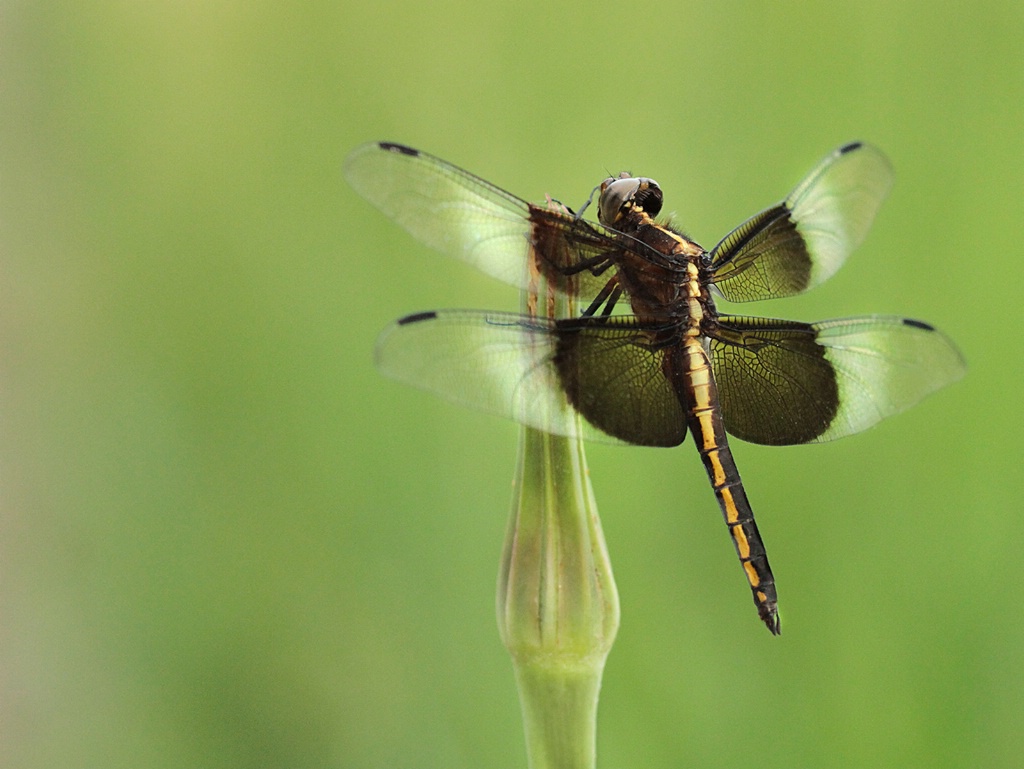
(2, 1, 1021, 767)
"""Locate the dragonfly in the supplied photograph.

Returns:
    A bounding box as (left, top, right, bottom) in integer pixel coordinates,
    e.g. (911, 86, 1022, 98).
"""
(344, 140, 965, 634)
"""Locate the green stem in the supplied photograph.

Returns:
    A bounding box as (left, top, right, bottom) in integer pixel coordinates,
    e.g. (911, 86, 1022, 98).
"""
(498, 424, 619, 769)
(513, 663, 603, 769)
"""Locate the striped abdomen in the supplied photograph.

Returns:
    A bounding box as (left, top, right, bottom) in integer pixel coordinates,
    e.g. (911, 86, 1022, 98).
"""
(678, 337, 780, 634)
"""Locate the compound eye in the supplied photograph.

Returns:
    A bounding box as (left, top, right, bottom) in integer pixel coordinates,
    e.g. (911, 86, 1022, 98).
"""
(597, 176, 663, 225)
(633, 178, 663, 217)
(598, 177, 641, 225)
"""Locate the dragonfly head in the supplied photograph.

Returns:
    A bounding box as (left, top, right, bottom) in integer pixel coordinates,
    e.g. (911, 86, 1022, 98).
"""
(598, 174, 663, 227)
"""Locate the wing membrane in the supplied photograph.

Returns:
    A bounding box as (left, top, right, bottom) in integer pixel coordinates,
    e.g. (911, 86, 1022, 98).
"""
(553, 317, 687, 447)
(709, 143, 894, 302)
(344, 142, 626, 298)
(375, 310, 687, 447)
(709, 315, 965, 445)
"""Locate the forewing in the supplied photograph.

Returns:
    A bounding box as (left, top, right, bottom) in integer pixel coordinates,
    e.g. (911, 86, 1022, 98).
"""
(344, 141, 622, 297)
(375, 311, 687, 447)
(709, 143, 894, 302)
(709, 315, 965, 445)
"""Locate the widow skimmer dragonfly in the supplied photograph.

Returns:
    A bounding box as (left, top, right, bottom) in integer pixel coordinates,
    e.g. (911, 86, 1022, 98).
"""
(344, 140, 965, 634)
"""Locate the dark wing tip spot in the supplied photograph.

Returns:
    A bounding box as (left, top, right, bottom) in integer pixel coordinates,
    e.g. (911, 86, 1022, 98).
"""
(902, 318, 935, 331)
(379, 141, 419, 156)
(839, 141, 864, 154)
(397, 311, 437, 325)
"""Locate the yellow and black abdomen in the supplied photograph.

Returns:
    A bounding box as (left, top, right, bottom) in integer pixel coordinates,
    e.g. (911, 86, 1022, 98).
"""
(677, 336, 781, 634)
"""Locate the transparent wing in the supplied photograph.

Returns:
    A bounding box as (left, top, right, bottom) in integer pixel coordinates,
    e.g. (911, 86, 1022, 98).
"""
(344, 141, 623, 297)
(709, 315, 965, 445)
(376, 310, 687, 447)
(709, 143, 894, 302)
